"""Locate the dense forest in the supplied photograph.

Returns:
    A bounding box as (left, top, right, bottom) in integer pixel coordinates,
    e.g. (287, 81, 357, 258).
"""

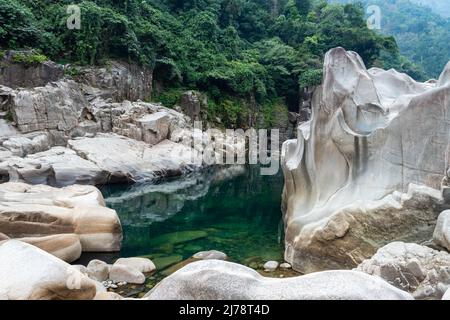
(0, 0, 421, 127)
(331, 0, 450, 79)
(410, 0, 450, 17)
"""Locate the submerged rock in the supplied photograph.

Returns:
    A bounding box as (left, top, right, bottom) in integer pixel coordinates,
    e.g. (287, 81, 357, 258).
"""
(193, 250, 227, 261)
(151, 230, 208, 248)
(0, 240, 97, 300)
(281, 47, 450, 273)
(144, 260, 412, 300)
(0, 182, 123, 253)
(356, 242, 450, 300)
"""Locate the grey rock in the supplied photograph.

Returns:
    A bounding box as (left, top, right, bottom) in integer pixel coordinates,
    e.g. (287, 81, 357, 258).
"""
(144, 260, 413, 300)
(357, 242, 450, 300)
(433, 210, 450, 251)
(109, 264, 145, 284)
(193, 250, 228, 261)
(263, 261, 279, 272)
(87, 260, 110, 282)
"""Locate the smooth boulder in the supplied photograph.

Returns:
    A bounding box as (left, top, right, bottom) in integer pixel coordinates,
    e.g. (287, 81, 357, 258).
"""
(114, 257, 156, 273)
(109, 264, 145, 284)
(145, 260, 413, 300)
(18, 234, 82, 263)
(0, 182, 123, 252)
(0, 240, 97, 300)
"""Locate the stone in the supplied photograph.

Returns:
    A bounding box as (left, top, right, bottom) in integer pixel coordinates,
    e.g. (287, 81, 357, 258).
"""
(280, 263, 292, 270)
(193, 250, 227, 261)
(433, 210, 450, 251)
(4, 80, 89, 133)
(144, 260, 412, 300)
(94, 292, 124, 300)
(87, 260, 110, 282)
(0, 51, 64, 89)
(151, 230, 208, 248)
(443, 288, 450, 300)
(0, 232, 9, 241)
(17, 234, 82, 263)
(0, 182, 123, 252)
(356, 242, 450, 300)
(68, 133, 200, 183)
(109, 264, 145, 284)
(281, 48, 450, 273)
(263, 261, 279, 272)
(150, 255, 184, 270)
(72, 265, 88, 275)
(0, 240, 97, 300)
(179, 90, 207, 121)
(114, 257, 156, 273)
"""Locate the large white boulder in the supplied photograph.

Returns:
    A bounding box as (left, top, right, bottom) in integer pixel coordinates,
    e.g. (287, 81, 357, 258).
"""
(0, 240, 97, 300)
(357, 242, 450, 300)
(281, 47, 450, 273)
(144, 260, 413, 300)
(109, 264, 145, 284)
(0, 182, 122, 252)
(434, 210, 450, 251)
(17, 234, 82, 263)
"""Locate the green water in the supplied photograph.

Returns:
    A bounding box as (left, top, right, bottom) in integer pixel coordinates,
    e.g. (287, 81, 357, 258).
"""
(100, 165, 285, 269)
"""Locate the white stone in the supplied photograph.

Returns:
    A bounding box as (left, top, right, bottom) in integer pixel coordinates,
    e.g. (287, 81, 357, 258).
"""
(280, 263, 292, 270)
(87, 260, 110, 282)
(434, 210, 450, 251)
(109, 264, 145, 284)
(114, 257, 156, 273)
(263, 261, 279, 272)
(193, 250, 227, 261)
(0, 240, 97, 300)
(144, 260, 413, 300)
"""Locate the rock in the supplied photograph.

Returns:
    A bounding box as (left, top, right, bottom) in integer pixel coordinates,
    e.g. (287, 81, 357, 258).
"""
(114, 257, 156, 273)
(357, 242, 450, 300)
(4, 80, 89, 133)
(87, 260, 110, 282)
(109, 264, 145, 284)
(263, 261, 279, 272)
(68, 133, 200, 183)
(179, 90, 207, 121)
(0, 51, 64, 89)
(443, 288, 450, 300)
(72, 265, 88, 275)
(281, 48, 450, 273)
(18, 234, 82, 263)
(0, 232, 9, 241)
(193, 250, 227, 261)
(0, 182, 123, 252)
(434, 210, 450, 251)
(0, 240, 97, 300)
(94, 292, 124, 300)
(74, 61, 152, 102)
(0, 131, 51, 157)
(280, 263, 292, 270)
(144, 260, 412, 300)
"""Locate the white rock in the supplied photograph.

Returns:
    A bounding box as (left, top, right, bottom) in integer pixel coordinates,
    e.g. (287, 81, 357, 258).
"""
(109, 264, 145, 284)
(263, 261, 279, 272)
(114, 257, 156, 273)
(144, 260, 413, 300)
(0, 240, 97, 300)
(0, 182, 123, 252)
(280, 263, 292, 270)
(193, 250, 227, 261)
(87, 260, 110, 282)
(443, 288, 450, 300)
(357, 242, 450, 300)
(281, 47, 450, 273)
(94, 292, 123, 300)
(433, 210, 450, 251)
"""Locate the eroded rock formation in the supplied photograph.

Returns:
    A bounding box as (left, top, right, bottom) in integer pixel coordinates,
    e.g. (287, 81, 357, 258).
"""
(281, 48, 450, 273)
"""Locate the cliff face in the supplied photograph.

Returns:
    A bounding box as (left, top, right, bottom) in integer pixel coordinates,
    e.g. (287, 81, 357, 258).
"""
(281, 48, 450, 273)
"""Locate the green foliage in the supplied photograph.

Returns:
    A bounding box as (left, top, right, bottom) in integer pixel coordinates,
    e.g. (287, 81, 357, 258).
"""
(154, 88, 184, 108)
(0, 0, 417, 126)
(12, 52, 48, 66)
